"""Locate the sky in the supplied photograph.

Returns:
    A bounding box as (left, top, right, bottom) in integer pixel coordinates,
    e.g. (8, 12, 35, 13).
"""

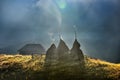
(0, 0, 120, 63)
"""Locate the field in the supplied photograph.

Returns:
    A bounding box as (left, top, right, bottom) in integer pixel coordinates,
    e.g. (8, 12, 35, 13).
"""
(0, 54, 120, 80)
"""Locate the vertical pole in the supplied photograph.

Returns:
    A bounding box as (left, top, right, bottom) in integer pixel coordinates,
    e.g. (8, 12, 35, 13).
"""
(73, 25, 77, 40)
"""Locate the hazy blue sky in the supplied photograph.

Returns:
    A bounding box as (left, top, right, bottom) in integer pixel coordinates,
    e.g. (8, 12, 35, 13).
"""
(0, 0, 120, 62)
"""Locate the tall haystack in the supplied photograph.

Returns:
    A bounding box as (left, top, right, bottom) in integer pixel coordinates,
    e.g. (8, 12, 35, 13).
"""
(45, 44, 58, 68)
(70, 39, 84, 65)
(57, 39, 69, 62)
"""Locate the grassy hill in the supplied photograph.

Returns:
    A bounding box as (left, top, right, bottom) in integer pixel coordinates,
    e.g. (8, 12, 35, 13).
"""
(0, 54, 120, 80)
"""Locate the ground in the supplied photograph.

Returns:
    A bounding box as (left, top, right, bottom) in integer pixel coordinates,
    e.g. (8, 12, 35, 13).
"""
(0, 54, 120, 80)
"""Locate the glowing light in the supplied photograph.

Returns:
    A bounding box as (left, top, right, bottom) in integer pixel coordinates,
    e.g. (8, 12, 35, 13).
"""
(55, 0, 67, 9)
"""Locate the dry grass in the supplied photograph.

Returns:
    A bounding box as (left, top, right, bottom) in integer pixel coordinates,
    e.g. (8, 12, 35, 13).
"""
(85, 56, 120, 79)
(0, 54, 45, 71)
(0, 54, 120, 80)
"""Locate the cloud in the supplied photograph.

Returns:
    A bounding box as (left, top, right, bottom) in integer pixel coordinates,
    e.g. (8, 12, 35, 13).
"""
(48, 32, 55, 43)
(35, 0, 62, 26)
(0, 0, 120, 62)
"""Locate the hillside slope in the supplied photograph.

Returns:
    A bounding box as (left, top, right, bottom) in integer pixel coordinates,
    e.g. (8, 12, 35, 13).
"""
(0, 54, 120, 80)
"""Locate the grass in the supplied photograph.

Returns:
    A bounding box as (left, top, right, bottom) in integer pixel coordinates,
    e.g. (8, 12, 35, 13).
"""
(0, 54, 120, 80)
(85, 56, 120, 79)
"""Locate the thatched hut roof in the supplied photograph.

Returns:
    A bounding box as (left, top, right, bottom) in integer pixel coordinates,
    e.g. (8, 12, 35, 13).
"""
(18, 44, 45, 55)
